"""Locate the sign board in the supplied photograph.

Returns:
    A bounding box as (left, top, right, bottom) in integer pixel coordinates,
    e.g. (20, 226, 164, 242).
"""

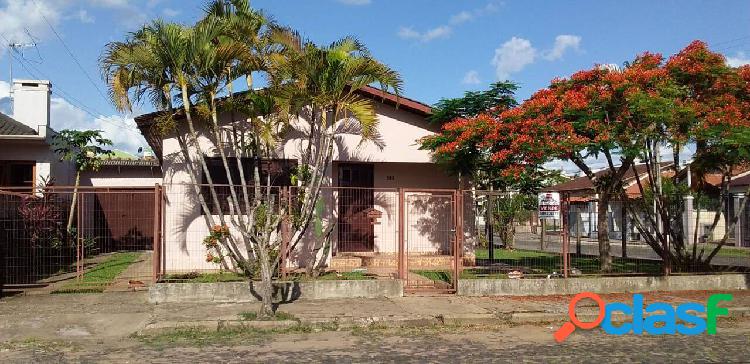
(538, 192, 561, 220)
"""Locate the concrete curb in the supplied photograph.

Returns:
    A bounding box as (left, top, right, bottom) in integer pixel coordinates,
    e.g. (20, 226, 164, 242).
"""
(458, 274, 750, 297)
(138, 306, 750, 334)
(149, 279, 404, 304)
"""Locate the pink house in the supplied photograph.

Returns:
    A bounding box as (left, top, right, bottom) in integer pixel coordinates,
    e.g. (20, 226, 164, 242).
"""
(135, 87, 469, 278)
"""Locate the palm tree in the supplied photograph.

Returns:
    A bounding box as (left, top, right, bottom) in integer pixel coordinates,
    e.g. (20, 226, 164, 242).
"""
(101, 19, 251, 270)
(270, 33, 403, 272)
(101, 6, 403, 318)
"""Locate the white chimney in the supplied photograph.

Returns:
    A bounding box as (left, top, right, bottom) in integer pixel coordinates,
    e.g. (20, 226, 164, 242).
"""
(12, 79, 51, 138)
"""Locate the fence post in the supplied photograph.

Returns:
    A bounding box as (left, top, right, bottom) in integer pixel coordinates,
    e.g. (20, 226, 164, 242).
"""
(540, 219, 546, 250)
(575, 209, 582, 255)
(735, 193, 744, 247)
(76, 192, 83, 281)
(562, 194, 569, 278)
(152, 184, 162, 283)
(398, 188, 405, 280)
(487, 193, 495, 259)
(454, 190, 463, 289)
(621, 197, 628, 259)
(280, 187, 291, 280)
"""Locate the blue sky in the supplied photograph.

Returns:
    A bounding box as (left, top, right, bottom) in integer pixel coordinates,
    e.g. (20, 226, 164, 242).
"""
(0, 0, 748, 165)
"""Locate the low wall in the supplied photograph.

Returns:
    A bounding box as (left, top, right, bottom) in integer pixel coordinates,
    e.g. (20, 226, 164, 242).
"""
(458, 274, 750, 296)
(149, 279, 404, 304)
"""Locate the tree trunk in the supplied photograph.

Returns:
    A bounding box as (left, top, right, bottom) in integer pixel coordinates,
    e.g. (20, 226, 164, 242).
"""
(257, 244, 274, 318)
(66, 171, 81, 234)
(597, 194, 612, 272)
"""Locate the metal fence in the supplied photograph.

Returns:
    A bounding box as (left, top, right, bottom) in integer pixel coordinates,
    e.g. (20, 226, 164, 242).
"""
(3, 184, 749, 296)
(159, 184, 462, 292)
(465, 191, 750, 279)
(0, 186, 159, 294)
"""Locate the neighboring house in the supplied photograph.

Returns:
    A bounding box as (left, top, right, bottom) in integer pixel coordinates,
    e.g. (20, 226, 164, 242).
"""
(544, 163, 673, 242)
(135, 86, 461, 273)
(80, 154, 162, 188)
(546, 162, 750, 247)
(0, 80, 74, 191)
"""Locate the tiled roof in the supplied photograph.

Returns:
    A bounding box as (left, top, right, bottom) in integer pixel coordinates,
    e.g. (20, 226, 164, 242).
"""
(134, 86, 433, 161)
(730, 173, 750, 188)
(0, 112, 36, 135)
(100, 159, 160, 167)
(544, 163, 674, 192)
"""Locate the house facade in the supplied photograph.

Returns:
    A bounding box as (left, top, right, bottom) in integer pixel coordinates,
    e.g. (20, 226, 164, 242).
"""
(0, 80, 74, 191)
(546, 163, 750, 247)
(135, 87, 462, 274)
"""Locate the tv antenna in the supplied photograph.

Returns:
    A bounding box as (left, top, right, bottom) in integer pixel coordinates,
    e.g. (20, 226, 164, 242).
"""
(8, 30, 39, 99)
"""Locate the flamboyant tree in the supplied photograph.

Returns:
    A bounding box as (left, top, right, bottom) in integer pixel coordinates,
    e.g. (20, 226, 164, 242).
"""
(423, 41, 750, 272)
(505, 54, 682, 271)
(635, 41, 750, 267)
(421, 83, 567, 250)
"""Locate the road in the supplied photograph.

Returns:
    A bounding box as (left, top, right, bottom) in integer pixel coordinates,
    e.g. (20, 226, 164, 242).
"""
(2, 321, 749, 363)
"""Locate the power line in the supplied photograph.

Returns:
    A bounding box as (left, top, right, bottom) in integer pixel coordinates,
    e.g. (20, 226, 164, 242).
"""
(32, 0, 111, 106)
(0, 32, 138, 132)
(4, 45, 137, 132)
(711, 35, 750, 47)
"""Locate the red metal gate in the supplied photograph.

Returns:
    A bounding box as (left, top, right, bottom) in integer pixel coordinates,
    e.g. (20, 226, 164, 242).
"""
(399, 189, 462, 293)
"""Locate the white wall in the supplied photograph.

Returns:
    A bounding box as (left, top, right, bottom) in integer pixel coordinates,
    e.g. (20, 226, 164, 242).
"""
(81, 167, 162, 187)
(0, 139, 74, 186)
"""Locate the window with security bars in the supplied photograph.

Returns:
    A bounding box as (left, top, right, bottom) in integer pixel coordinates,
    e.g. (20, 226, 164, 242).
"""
(200, 157, 297, 214)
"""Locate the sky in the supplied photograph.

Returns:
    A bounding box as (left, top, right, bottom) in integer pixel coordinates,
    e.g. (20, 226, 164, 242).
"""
(0, 0, 748, 172)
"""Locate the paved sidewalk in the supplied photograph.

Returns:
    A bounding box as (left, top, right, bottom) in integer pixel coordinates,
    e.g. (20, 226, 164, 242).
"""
(1, 289, 749, 342)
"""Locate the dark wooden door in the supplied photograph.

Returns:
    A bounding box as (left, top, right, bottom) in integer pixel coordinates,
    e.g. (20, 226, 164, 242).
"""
(337, 163, 375, 253)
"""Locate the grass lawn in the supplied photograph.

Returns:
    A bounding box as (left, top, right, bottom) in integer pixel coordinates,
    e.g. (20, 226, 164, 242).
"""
(473, 248, 663, 276)
(162, 272, 247, 283)
(709, 246, 750, 258)
(288, 271, 374, 281)
(161, 270, 374, 283)
(51, 252, 141, 294)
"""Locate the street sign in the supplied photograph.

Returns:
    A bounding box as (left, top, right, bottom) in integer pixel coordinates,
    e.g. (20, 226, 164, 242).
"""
(538, 192, 561, 220)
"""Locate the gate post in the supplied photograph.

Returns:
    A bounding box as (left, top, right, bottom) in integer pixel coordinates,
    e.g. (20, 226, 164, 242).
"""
(398, 188, 405, 280)
(562, 193, 570, 278)
(152, 184, 162, 283)
(76, 192, 83, 281)
(280, 187, 291, 280)
(454, 190, 463, 290)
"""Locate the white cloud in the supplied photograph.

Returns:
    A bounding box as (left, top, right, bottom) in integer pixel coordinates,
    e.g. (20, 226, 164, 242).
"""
(89, 0, 130, 8)
(162, 8, 180, 18)
(491, 37, 537, 80)
(488, 35, 583, 80)
(74, 9, 94, 24)
(398, 1, 500, 43)
(544, 34, 581, 61)
(727, 52, 750, 67)
(0, 0, 63, 44)
(450, 11, 473, 25)
(50, 97, 146, 153)
(337, 0, 371, 5)
(398, 25, 451, 42)
(462, 70, 481, 85)
(0, 79, 145, 153)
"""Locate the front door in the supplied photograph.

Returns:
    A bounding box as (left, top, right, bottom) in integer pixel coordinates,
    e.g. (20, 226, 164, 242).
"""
(337, 163, 375, 253)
